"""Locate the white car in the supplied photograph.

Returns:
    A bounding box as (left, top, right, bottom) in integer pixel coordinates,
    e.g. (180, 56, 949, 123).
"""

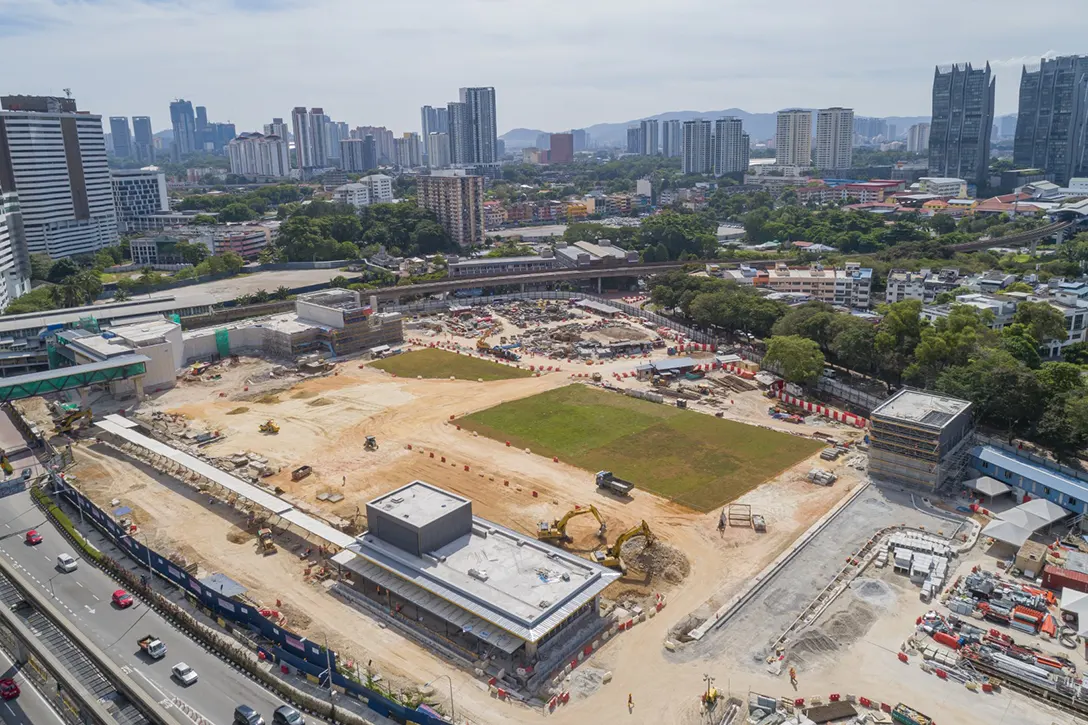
(171, 662, 198, 686)
(56, 554, 78, 572)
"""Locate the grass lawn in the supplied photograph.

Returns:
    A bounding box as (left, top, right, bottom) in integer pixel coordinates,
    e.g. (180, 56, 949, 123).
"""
(460, 385, 823, 512)
(370, 348, 534, 381)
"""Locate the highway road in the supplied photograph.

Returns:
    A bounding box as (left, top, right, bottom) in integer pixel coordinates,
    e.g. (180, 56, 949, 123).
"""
(0, 485, 288, 724)
(0, 644, 65, 725)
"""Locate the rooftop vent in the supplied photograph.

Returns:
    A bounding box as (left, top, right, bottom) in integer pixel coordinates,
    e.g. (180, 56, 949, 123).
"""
(561, 572, 571, 582)
(390, 496, 404, 504)
(538, 600, 552, 609)
(468, 568, 489, 582)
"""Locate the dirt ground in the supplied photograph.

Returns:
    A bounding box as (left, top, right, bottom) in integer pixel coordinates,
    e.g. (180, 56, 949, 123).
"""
(35, 306, 880, 725)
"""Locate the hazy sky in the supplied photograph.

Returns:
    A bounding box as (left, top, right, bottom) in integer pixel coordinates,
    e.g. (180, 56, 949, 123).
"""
(3, 0, 1086, 136)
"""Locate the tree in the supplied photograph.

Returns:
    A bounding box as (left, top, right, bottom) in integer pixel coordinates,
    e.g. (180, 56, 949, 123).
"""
(1058, 341, 1088, 365)
(906, 304, 997, 385)
(828, 317, 877, 372)
(1000, 324, 1043, 368)
(1036, 361, 1085, 397)
(764, 335, 825, 384)
(29, 253, 53, 282)
(637, 211, 717, 259)
(771, 302, 838, 350)
(933, 286, 973, 304)
(217, 203, 258, 223)
(50, 270, 102, 308)
(1004, 281, 1034, 293)
(113, 287, 131, 302)
(936, 349, 1044, 433)
(272, 285, 291, 300)
(874, 299, 926, 381)
(174, 240, 209, 266)
(253, 289, 271, 303)
(220, 252, 245, 275)
(4, 286, 58, 315)
(46, 257, 81, 284)
(192, 214, 217, 225)
(330, 275, 349, 288)
(1013, 301, 1067, 345)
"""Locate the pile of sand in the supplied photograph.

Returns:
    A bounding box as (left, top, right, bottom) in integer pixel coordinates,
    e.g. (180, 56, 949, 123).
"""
(621, 538, 691, 583)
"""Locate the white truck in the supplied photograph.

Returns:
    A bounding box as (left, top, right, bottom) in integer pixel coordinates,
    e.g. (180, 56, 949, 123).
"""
(138, 634, 167, 659)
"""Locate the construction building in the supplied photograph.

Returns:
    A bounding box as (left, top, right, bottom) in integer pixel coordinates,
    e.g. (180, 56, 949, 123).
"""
(332, 481, 620, 684)
(868, 389, 974, 489)
(183, 289, 403, 361)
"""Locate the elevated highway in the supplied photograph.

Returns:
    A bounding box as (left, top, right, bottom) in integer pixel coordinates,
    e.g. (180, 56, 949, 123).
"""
(948, 220, 1073, 253)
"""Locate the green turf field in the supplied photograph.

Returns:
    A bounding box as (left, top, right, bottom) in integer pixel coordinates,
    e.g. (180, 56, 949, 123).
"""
(459, 385, 823, 512)
(370, 348, 533, 381)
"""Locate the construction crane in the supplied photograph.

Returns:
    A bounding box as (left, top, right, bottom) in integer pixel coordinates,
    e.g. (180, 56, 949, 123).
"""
(538, 505, 606, 544)
(592, 520, 654, 573)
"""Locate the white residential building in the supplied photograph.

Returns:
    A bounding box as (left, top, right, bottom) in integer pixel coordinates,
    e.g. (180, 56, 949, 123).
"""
(885, 268, 963, 304)
(723, 262, 874, 308)
(681, 119, 713, 174)
(226, 132, 291, 178)
(639, 119, 659, 155)
(111, 168, 169, 233)
(919, 177, 968, 198)
(0, 96, 119, 258)
(776, 109, 812, 167)
(263, 117, 289, 140)
(662, 120, 682, 158)
(459, 86, 499, 165)
(907, 123, 931, 153)
(333, 175, 394, 209)
(395, 133, 422, 168)
(427, 132, 451, 168)
(815, 107, 854, 170)
(712, 117, 749, 176)
(0, 193, 31, 310)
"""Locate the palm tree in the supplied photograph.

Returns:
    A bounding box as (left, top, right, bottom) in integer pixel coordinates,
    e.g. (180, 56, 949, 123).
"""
(273, 285, 291, 300)
(113, 288, 131, 302)
(235, 293, 255, 306)
(253, 289, 271, 304)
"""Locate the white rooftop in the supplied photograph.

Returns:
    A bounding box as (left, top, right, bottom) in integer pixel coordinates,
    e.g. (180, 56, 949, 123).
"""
(369, 481, 469, 529)
(872, 389, 971, 428)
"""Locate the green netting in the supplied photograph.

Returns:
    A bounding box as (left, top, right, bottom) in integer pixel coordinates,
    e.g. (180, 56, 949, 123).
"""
(75, 315, 99, 333)
(170, 314, 181, 324)
(215, 328, 230, 357)
(47, 343, 64, 369)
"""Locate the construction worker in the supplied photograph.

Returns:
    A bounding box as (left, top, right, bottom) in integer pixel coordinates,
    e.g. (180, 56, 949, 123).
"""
(789, 666, 797, 687)
(628, 693, 633, 708)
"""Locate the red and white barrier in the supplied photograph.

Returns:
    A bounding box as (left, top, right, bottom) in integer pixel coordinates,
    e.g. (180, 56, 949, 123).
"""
(777, 391, 868, 428)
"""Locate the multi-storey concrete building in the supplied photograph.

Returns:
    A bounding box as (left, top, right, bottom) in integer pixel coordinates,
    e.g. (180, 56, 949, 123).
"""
(929, 62, 995, 186)
(918, 177, 968, 197)
(111, 168, 169, 233)
(0, 193, 30, 310)
(460, 87, 499, 165)
(109, 116, 133, 158)
(226, 132, 291, 178)
(1013, 55, 1088, 185)
(132, 116, 154, 163)
(681, 119, 713, 174)
(869, 390, 975, 490)
(662, 120, 682, 158)
(550, 133, 574, 164)
(639, 119, 659, 156)
(263, 118, 289, 141)
(169, 99, 197, 158)
(426, 133, 451, 169)
(722, 262, 873, 308)
(333, 175, 394, 209)
(814, 107, 853, 170)
(416, 172, 484, 247)
(0, 95, 118, 258)
(885, 268, 962, 304)
(775, 109, 812, 167)
(907, 123, 931, 153)
(712, 117, 748, 176)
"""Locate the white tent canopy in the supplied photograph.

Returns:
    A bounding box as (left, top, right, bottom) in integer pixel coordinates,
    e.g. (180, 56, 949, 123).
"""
(964, 475, 1012, 498)
(1060, 589, 1088, 637)
(1017, 498, 1069, 526)
(981, 519, 1034, 547)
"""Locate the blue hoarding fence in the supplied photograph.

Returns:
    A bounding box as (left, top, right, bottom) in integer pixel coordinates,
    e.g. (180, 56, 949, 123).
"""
(47, 474, 451, 725)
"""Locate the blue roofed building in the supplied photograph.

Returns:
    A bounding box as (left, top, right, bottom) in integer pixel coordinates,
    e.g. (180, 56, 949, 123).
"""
(970, 444, 1088, 516)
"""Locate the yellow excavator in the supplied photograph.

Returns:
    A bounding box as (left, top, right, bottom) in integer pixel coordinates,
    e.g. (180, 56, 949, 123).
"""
(476, 337, 491, 351)
(54, 408, 93, 434)
(593, 520, 654, 573)
(257, 527, 277, 555)
(259, 420, 280, 434)
(538, 505, 606, 544)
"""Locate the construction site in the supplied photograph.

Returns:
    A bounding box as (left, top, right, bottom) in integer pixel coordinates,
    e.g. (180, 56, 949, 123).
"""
(12, 294, 1087, 725)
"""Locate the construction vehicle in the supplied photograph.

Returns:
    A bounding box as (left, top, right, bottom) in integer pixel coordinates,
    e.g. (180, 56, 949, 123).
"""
(138, 634, 167, 659)
(364, 436, 378, 451)
(476, 337, 492, 351)
(0, 455, 12, 477)
(538, 505, 606, 544)
(257, 528, 277, 555)
(591, 372, 602, 383)
(596, 470, 635, 497)
(259, 420, 280, 434)
(891, 703, 933, 725)
(51, 402, 93, 434)
(592, 520, 654, 573)
(752, 514, 767, 532)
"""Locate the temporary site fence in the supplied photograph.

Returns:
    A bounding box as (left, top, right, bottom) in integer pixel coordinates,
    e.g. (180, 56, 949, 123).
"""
(44, 472, 452, 725)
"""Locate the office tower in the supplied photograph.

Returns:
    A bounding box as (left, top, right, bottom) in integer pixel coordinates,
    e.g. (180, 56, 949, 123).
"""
(459, 87, 498, 164)
(999, 115, 1017, 138)
(169, 99, 197, 158)
(109, 117, 132, 158)
(549, 133, 574, 164)
(681, 119, 713, 174)
(572, 129, 588, 152)
(775, 109, 812, 166)
(356, 126, 395, 164)
(227, 133, 291, 178)
(0, 192, 30, 309)
(1013, 55, 1088, 185)
(264, 118, 289, 141)
(291, 107, 312, 169)
(132, 116, 154, 163)
(326, 122, 346, 164)
(427, 132, 451, 168)
(447, 101, 472, 165)
(626, 126, 640, 154)
(195, 105, 208, 150)
(0, 95, 118, 258)
(929, 62, 995, 186)
(309, 108, 330, 167)
(535, 133, 552, 151)
(362, 135, 377, 171)
(416, 172, 485, 247)
(210, 123, 236, 152)
(814, 107, 854, 170)
(907, 123, 931, 153)
(712, 117, 748, 176)
(662, 120, 682, 158)
(111, 168, 169, 232)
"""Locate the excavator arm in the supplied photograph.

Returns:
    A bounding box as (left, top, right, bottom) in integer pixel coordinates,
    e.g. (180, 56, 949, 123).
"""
(539, 505, 607, 542)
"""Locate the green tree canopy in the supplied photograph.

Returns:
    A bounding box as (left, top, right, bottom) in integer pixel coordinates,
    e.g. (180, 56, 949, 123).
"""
(1013, 301, 1067, 344)
(765, 335, 825, 384)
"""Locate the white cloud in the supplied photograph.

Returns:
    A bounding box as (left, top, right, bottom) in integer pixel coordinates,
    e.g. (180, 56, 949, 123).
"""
(2, 0, 1087, 135)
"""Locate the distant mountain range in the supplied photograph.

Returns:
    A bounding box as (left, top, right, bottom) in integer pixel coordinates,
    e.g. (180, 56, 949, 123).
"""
(502, 109, 940, 148)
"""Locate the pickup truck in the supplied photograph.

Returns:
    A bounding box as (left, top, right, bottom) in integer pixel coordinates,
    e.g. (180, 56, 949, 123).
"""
(595, 471, 635, 496)
(138, 634, 167, 659)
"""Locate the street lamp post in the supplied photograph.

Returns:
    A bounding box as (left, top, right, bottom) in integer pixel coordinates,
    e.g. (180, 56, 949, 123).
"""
(122, 533, 154, 592)
(425, 674, 455, 723)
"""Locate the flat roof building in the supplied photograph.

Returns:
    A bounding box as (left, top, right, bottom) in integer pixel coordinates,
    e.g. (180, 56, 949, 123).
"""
(869, 389, 974, 489)
(334, 481, 620, 682)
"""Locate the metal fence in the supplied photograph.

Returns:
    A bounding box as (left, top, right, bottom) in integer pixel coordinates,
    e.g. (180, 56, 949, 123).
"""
(740, 349, 888, 414)
(387, 290, 725, 344)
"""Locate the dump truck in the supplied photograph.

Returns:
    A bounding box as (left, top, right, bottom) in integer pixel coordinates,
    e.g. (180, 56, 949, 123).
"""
(138, 634, 167, 659)
(258, 528, 276, 555)
(538, 505, 606, 544)
(596, 471, 635, 496)
(592, 520, 654, 573)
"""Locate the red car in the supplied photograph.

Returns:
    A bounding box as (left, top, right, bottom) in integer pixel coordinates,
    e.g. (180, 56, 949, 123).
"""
(112, 590, 134, 609)
(24, 530, 42, 545)
(0, 678, 19, 700)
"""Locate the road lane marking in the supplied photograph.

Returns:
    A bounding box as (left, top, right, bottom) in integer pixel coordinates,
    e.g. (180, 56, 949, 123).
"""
(92, 594, 100, 601)
(77, 581, 84, 588)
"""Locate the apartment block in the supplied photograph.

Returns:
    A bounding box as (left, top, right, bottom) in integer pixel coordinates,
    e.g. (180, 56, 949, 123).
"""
(723, 262, 873, 308)
(416, 172, 485, 247)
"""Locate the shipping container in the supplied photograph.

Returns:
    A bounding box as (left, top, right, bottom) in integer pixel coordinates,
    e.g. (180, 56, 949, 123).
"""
(1043, 564, 1088, 594)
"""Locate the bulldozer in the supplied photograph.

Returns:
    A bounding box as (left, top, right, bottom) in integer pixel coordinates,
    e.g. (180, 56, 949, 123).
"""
(364, 436, 378, 451)
(592, 520, 654, 573)
(538, 505, 606, 544)
(257, 528, 277, 555)
(259, 420, 280, 434)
